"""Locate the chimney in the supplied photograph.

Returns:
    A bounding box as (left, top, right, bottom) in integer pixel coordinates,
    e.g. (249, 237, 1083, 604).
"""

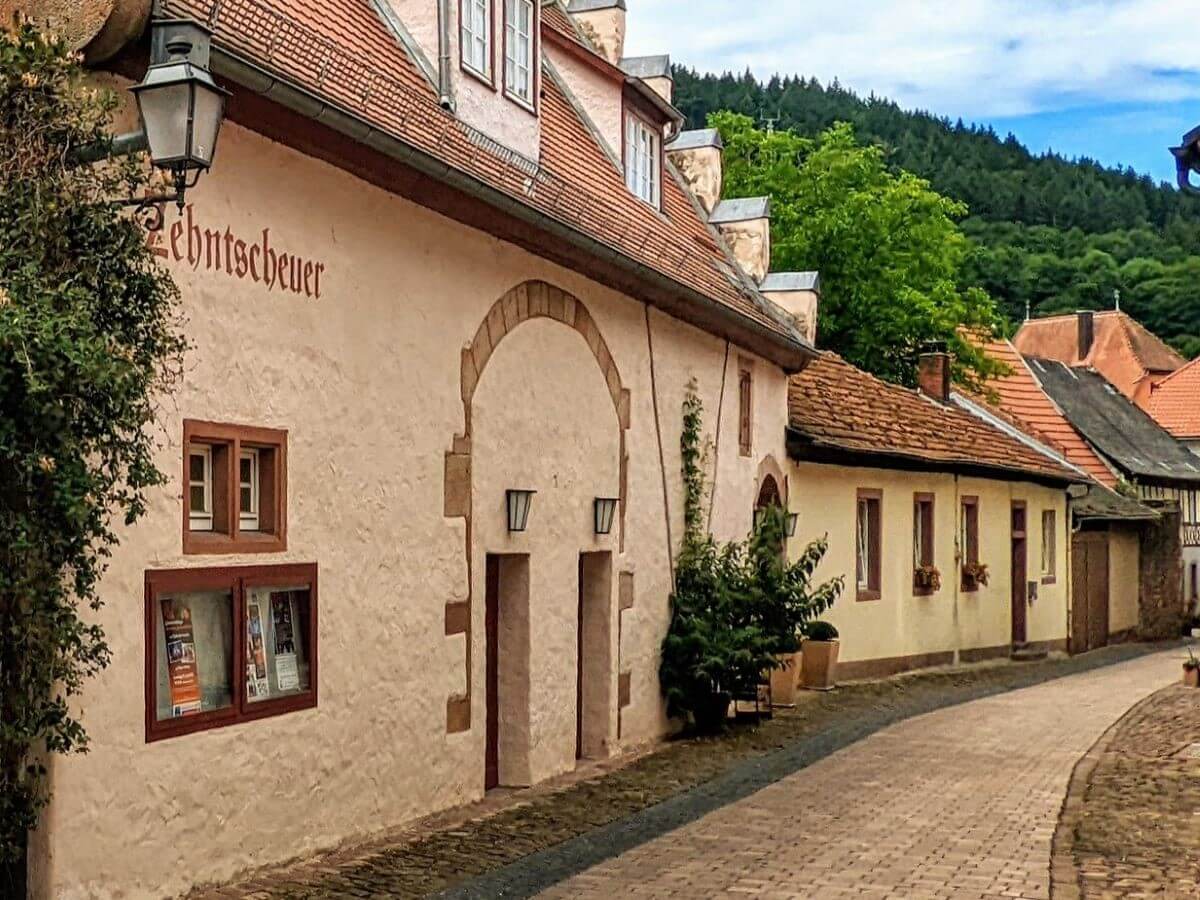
(568, 0, 627, 65)
(761, 272, 820, 345)
(709, 196, 771, 283)
(1077, 310, 1095, 361)
(667, 128, 723, 214)
(917, 343, 951, 403)
(620, 55, 673, 103)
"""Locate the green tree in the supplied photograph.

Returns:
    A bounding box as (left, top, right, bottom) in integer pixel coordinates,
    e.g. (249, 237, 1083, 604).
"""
(0, 20, 186, 892)
(713, 112, 1004, 388)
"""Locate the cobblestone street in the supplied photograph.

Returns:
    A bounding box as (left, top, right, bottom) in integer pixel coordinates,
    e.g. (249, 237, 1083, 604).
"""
(1057, 684, 1200, 899)
(536, 649, 1183, 900)
(193, 644, 1193, 899)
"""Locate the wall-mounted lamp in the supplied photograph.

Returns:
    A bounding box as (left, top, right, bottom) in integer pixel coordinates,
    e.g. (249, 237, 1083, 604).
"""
(785, 512, 799, 538)
(506, 489, 536, 533)
(1172, 124, 1200, 195)
(74, 18, 228, 230)
(594, 497, 619, 535)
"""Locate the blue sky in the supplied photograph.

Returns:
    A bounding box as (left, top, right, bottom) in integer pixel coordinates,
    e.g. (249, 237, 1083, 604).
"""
(623, 0, 1200, 184)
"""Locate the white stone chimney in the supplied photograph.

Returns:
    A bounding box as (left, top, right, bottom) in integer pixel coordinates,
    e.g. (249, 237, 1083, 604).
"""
(568, 0, 627, 65)
(710, 197, 772, 284)
(620, 55, 673, 103)
(761, 272, 821, 345)
(666, 128, 723, 214)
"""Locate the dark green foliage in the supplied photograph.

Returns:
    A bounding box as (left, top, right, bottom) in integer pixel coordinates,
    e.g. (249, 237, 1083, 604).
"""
(675, 68, 1200, 358)
(0, 20, 186, 880)
(714, 113, 1004, 388)
(660, 386, 844, 726)
(805, 621, 839, 641)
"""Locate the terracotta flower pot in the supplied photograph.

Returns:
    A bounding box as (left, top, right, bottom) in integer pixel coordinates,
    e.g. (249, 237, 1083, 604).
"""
(770, 651, 801, 707)
(1184, 666, 1200, 689)
(802, 639, 840, 691)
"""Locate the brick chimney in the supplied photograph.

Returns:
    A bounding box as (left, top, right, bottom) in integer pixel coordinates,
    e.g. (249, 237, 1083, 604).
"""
(1077, 310, 1095, 361)
(917, 343, 951, 403)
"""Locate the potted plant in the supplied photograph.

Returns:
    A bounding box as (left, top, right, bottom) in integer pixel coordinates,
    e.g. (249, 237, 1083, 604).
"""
(914, 564, 942, 593)
(961, 561, 990, 590)
(1184, 650, 1200, 689)
(802, 620, 840, 691)
(770, 631, 802, 707)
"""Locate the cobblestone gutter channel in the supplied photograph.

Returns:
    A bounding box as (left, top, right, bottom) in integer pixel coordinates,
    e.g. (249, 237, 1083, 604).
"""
(197, 642, 1176, 900)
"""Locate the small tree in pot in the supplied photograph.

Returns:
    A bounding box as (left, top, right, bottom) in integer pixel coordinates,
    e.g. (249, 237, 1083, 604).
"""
(801, 620, 841, 691)
(660, 387, 843, 732)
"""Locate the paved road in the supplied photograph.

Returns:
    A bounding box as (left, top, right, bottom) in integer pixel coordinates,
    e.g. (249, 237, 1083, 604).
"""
(539, 650, 1182, 900)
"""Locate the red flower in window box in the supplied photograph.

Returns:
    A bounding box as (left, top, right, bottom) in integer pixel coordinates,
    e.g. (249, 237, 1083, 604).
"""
(914, 564, 942, 593)
(961, 561, 990, 589)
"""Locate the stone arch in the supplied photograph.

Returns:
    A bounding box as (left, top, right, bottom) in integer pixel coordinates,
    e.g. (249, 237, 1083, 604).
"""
(756, 454, 788, 510)
(442, 280, 631, 734)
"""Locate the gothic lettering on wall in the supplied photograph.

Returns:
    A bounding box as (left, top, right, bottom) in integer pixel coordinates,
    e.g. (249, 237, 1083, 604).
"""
(149, 205, 327, 299)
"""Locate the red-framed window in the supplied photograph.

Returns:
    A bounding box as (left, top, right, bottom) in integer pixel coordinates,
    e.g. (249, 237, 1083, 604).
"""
(856, 488, 882, 601)
(913, 492, 936, 595)
(145, 563, 318, 743)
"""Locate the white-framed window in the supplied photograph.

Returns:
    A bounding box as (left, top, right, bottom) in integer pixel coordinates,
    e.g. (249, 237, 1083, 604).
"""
(504, 0, 534, 105)
(188, 444, 213, 532)
(240, 448, 260, 532)
(462, 0, 492, 79)
(625, 112, 661, 206)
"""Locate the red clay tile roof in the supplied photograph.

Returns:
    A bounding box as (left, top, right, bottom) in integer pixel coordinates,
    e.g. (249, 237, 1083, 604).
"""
(979, 339, 1117, 487)
(162, 0, 793, 344)
(1147, 357, 1200, 440)
(1013, 311, 1185, 405)
(787, 353, 1081, 484)
(542, 1, 589, 48)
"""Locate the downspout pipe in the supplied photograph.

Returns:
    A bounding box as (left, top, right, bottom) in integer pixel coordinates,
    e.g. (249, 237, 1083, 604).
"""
(437, 0, 454, 110)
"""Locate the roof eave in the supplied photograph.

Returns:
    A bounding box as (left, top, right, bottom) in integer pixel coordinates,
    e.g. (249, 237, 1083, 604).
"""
(211, 47, 814, 372)
(785, 428, 1083, 488)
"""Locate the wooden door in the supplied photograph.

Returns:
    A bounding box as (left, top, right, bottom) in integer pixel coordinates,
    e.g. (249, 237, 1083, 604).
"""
(484, 555, 500, 791)
(1011, 503, 1028, 645)
(1070, 534, 1089, 654)
(576, 556, 584, 761)
(1070, 532, 1111, 653)
(1087, 537, 1110, 651)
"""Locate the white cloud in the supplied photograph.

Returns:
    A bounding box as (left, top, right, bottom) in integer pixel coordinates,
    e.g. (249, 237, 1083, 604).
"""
(622, 0, 1200, 119)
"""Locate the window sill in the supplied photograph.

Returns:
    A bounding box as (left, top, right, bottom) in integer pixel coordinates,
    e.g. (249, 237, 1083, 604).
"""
(913, 587, 938, 598)
(461, 62, 496, 91)
(504, 88, 537, 115)
(183, 529, 287, 556)
(146, 691, 316, 743)
(856, 589, 881, 603)
(1041, 575, 1057, 586)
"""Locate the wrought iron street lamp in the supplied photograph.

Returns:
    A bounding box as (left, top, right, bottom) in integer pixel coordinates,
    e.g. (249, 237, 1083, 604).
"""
(594, 498, 619, 535)
(1171, 124, 1200, 195)
(74, 18, 228, 229)
(506, 489, 536, 533)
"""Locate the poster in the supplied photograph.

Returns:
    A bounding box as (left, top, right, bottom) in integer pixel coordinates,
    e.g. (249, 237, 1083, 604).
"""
(245, 599, 270, 701)
(161, 598, 203, 717)
(271, 592, 300, 692)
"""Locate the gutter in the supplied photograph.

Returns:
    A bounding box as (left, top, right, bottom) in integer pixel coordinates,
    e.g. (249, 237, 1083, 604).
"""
(212, 49, 813, 372)
(436, 0, 454, 109)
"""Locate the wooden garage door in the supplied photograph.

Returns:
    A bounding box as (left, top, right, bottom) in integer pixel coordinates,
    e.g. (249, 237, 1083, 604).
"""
(1071, 532, 1110, 654)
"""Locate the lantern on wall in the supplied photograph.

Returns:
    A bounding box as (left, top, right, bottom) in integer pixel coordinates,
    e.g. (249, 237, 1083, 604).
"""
(786, 512, 799, 537)
(506, 489, 536, 533)
(594, 498, 619, 535)
(131, 21, 228, 196)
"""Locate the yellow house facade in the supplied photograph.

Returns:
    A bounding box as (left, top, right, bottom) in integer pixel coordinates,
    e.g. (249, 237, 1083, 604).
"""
(785, 352, 1083, 678)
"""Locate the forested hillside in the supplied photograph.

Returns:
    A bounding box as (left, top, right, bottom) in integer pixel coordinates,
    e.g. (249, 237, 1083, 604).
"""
(674, 69, 1200, 357)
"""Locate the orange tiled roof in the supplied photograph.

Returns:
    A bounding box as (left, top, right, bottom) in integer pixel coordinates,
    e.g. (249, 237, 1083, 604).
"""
(542, 1, 589, 47)
(787, 354, 1081, 484)
(979, 339, 1117, 487)
(1013, 311, 1185, 404)
(1147, 357, 1200, 440)
(161, 0, 793, 344)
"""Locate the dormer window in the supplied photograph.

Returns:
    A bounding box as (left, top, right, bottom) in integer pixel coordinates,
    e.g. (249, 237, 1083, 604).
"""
(504, 0, 536, 107)
(462, 0, 492, 81)
(625, 112, 661, 206)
